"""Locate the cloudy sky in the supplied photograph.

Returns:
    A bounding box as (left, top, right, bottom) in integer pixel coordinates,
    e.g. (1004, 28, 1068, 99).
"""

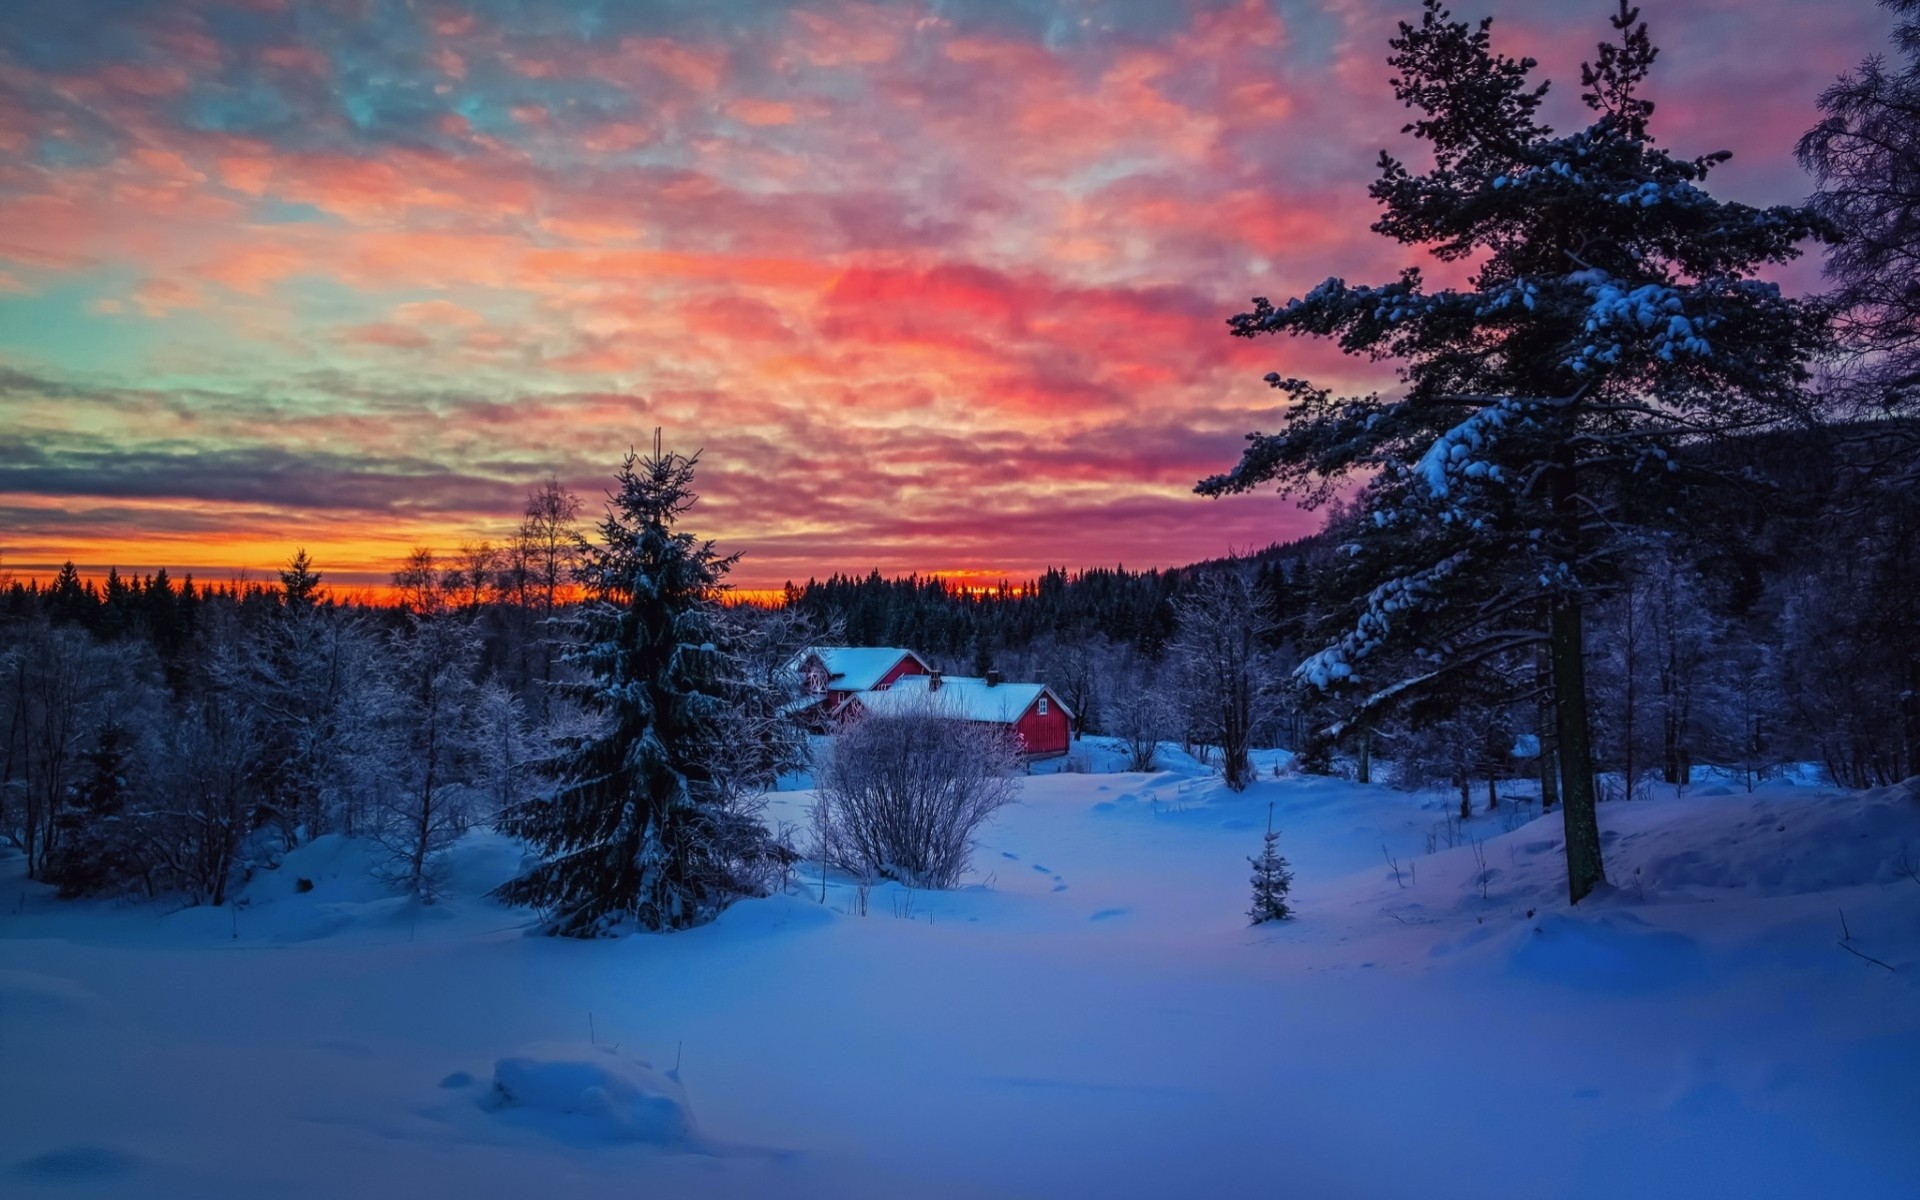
(0, 0, 1894, 591)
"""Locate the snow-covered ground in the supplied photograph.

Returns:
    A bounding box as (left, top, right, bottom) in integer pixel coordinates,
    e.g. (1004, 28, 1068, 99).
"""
(3, 746, 1917, 1198)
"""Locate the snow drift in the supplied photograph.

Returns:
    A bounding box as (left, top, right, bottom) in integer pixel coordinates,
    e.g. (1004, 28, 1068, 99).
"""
(481, 1043, 697, 1148)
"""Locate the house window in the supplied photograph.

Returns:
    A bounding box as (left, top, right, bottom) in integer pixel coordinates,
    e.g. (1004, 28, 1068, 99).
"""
(1038, 697, 1049, 715)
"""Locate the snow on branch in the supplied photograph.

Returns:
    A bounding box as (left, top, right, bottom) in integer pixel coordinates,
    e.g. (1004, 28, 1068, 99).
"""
(1564, 267, 1713, 374)
(1414, 400, 1525, 499)
(1294, 550, 1472, 690)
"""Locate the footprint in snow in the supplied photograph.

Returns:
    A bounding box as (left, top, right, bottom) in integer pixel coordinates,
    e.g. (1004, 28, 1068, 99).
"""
(1051, 883, 1068, 893)
(1089, 907, 1130, 922)
(1000, 851, 1020, 861)
(1031, 863, 1051, 873)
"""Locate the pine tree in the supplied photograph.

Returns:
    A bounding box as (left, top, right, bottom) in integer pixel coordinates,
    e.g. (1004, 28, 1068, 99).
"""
(493, 435, 776, 935)
(1248, 802, 1294, 924)
(279, 549, 323, 611)
(1197, 0, 1829, 903)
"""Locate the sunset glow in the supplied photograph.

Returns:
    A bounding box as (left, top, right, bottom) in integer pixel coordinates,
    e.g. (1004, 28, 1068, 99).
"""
(0, 0, 1892, 590)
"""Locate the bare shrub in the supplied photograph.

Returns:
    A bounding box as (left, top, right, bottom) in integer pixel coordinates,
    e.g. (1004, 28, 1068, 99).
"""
(1111, 676, 1169, 773)
(815, 699, 1020, 889)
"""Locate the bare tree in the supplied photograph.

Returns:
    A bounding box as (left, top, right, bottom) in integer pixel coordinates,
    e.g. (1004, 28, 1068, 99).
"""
(1170, 570, 1277, 790)
(373, 613, 485, 899)
(1108, 649, 1170, 772)
(3, 621, 113, 877)
(815, 698, 1020, 889)
(452, 540, 500, 613)
(147, 617, 265, 906)
(1033, 634, 1103, 739)
(519, 478, 582, 617)
(391, 546, 445, 615)
(1799, 0, 1920, 437)
(474, 677, 536, 819)
(515, 478, 583, 710)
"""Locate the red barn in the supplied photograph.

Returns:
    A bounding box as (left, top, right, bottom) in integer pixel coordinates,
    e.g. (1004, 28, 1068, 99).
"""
(842, 669, 1073, 759)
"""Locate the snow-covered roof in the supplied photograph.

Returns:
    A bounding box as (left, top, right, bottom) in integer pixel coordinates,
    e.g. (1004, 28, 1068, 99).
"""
(789, 646, 931, 692)
(850, 673, 1071, 724)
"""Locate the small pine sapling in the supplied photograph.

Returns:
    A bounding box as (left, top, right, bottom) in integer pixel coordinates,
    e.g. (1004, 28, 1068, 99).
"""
(1248, 802, 1295, 924)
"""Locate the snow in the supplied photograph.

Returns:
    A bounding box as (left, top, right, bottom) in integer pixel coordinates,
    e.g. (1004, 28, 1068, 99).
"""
(788, 646, 930, 692)
(2, 756, 1917, 1198)
(1295, 550, 1473, 690)
(481, 1043, 697, 1147)
(1415, 402, 1519, 498)
(854, 672, 1061, 722)
(1566, 268, 1716, 374)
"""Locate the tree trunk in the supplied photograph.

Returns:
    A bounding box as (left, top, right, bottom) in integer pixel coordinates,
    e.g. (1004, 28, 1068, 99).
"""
(1537, 643, 1559, 812)
(1551, 601, 1606, 904)
(1660, 574, 1683, 785)
(1621, 576, 1638, 802)
(1540, 737, 1559, 811)
(1487, 777, 1498, 811)
(1357, 727, 1372, 785)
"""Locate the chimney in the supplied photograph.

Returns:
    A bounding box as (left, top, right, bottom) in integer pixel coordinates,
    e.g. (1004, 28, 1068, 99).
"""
(986, 669, 1001, 687)
(928, 670, 943, 693)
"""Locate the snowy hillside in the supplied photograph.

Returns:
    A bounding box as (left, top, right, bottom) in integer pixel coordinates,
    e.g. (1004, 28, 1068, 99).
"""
(4, 756, 1918, 1199)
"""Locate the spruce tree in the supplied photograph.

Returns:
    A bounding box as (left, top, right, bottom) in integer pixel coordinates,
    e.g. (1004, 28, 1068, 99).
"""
(1198, 0, 1829, 903)
(494, 435, 776, 935)
(1248, 802, 1294, 924)
(279, 549, 323, 611)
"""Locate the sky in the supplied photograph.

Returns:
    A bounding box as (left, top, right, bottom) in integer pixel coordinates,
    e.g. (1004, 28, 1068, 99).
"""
(0, 0, 1896, 593)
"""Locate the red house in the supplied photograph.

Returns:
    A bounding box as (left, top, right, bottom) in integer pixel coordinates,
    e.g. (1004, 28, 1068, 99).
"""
(788, 646, 932, 716)
(840, 669, 1073, 759)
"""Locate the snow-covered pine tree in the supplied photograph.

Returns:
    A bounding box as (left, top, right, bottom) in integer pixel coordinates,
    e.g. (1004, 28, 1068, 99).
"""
(1198, 0, 1829, 903)
(1248, 802, 1294, 924)
(245, 560, 384, 843)
(493, 434, 780, 935)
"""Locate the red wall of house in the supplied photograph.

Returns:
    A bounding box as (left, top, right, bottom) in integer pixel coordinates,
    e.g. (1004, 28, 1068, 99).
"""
(1014, 697, 1071, 758)
(875, 657, 929, 689)
(825, 654, 928, 712)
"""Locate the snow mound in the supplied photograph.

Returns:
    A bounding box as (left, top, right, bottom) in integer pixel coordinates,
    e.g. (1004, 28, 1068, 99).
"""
(1630, 781, 1920, 896)
(484, 1042, 697, 1147)
(1508, 912, 1707, 992)
(0, 970, 114, 1024)
(242, 834, 391, 905)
